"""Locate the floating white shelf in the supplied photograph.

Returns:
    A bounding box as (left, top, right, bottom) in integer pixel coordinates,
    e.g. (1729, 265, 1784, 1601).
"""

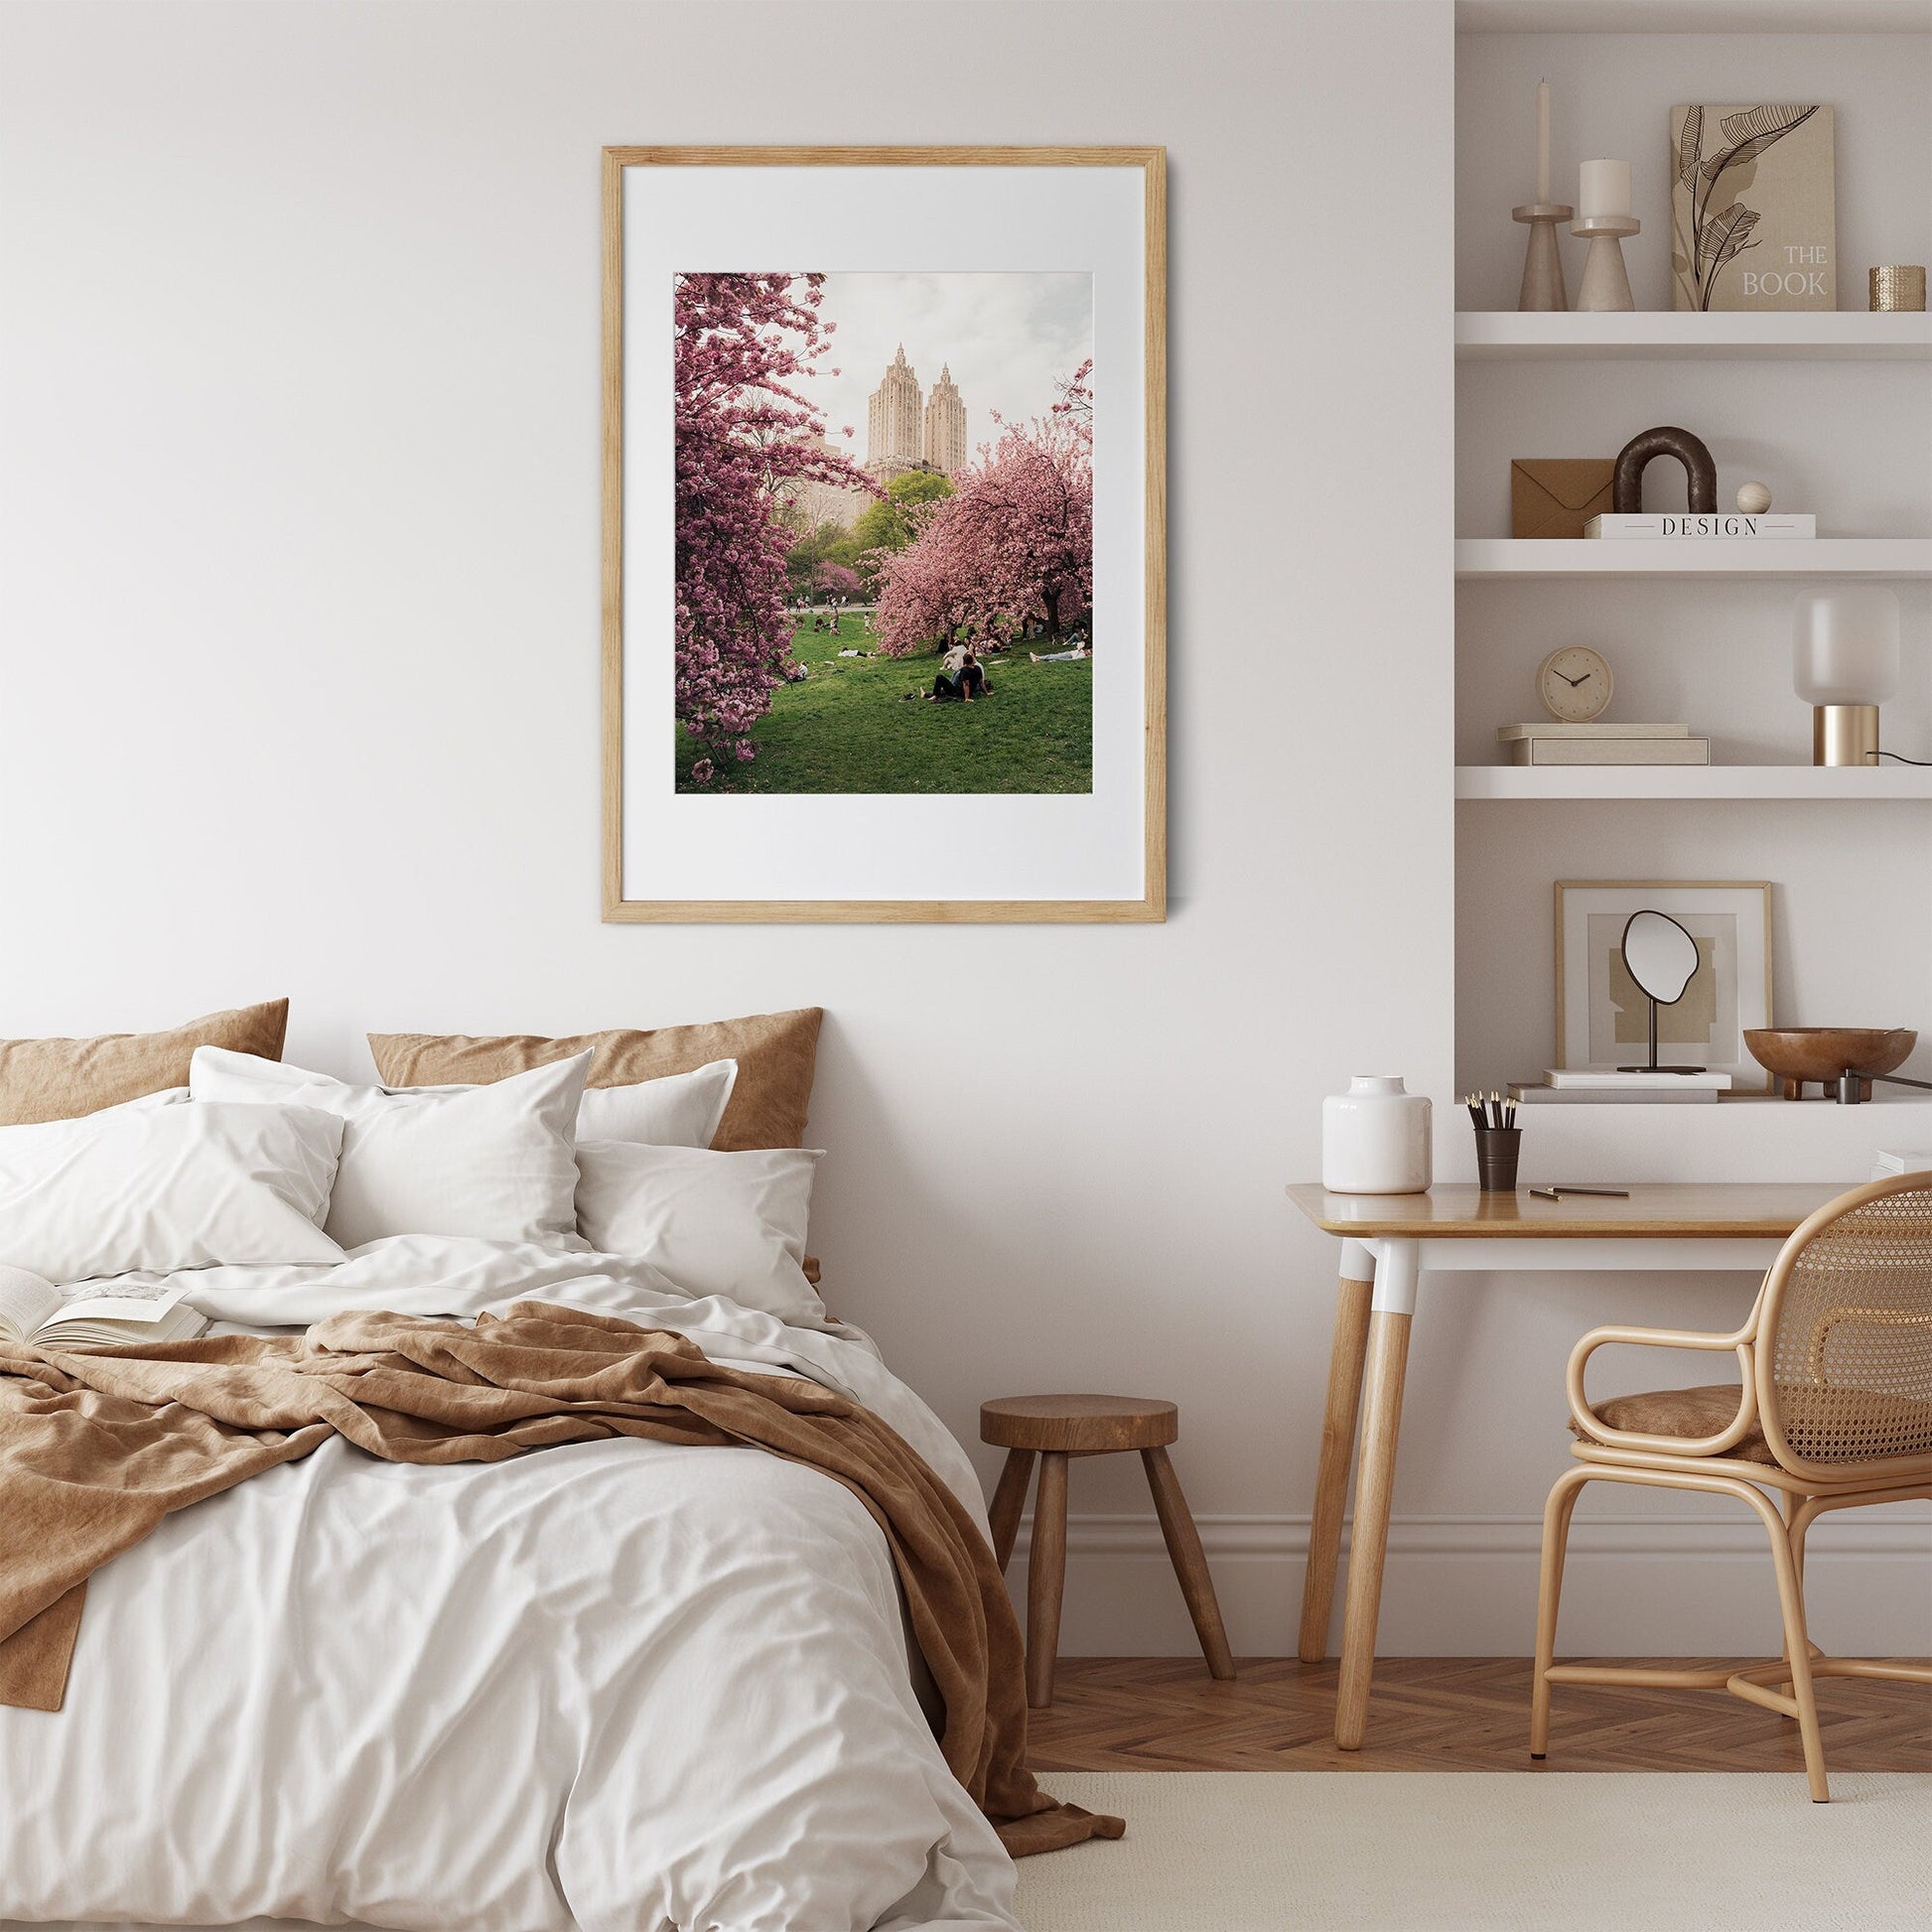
(1459, 1093, 1932, 1195)
(1455, 312, 1932, 361)
(1457, 765, 1932, 800)
(1455, 538, 1932, 579)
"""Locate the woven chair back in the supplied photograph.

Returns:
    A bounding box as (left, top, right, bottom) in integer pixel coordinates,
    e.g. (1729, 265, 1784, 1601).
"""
(1756, 1173, 1932, 1479)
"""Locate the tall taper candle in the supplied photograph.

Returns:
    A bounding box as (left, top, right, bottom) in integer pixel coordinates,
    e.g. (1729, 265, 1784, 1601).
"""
(1536, 79, 1551, 203)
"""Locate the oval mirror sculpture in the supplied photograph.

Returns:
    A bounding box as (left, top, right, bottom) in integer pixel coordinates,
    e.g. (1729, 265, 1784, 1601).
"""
(1622, 910, 1700, 1005)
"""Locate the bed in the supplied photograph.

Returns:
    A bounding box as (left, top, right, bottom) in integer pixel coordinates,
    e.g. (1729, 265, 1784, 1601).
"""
(0, 1241, 1030, 1930)
(0, 1016, 1095, 1931)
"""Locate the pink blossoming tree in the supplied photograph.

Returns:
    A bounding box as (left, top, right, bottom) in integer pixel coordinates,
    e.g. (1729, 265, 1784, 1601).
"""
(813, 560, 862, 601)
(673, 273, 875, 771)
(871, 361, 1093, 658)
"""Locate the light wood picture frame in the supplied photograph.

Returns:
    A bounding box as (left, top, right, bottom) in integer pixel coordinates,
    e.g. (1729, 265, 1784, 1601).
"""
(601, 146, 1167, 923)
(1554, 880, 1775, 1091)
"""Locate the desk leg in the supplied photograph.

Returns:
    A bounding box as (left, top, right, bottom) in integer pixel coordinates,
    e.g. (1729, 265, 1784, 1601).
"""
(1334, 1238, 1418, 1750)
(1298, 1240, 1376, 1663)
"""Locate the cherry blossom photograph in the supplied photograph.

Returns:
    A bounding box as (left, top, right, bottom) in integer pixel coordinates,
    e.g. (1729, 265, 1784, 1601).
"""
(604, 149, 1163, 921)
(671, 271, 1095, 796)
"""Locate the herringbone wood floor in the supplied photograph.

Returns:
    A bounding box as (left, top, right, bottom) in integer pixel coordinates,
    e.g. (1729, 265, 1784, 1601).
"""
(1026, 1657, 1932, 1774)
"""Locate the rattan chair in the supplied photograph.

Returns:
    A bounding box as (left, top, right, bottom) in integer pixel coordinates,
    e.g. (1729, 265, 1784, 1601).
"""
(1531, 1171, 1932, 1802)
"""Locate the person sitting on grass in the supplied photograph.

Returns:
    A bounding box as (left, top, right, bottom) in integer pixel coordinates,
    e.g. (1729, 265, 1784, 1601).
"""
(924, 640, 991, 704)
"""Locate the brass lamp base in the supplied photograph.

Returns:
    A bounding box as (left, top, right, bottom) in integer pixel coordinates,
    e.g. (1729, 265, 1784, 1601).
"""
(1813, 704, 1879, 767)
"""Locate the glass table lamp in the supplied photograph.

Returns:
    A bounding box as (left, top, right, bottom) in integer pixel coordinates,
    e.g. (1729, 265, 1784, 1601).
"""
(1793, 589, 1900, 766)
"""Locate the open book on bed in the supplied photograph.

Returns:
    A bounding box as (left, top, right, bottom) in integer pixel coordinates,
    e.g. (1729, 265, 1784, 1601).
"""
(0, 1266, 210, 1346)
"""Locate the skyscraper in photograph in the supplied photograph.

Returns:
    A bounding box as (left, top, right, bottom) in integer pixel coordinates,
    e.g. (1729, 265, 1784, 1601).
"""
(922, 364, 967, 475)
(865, 345, 924, 482)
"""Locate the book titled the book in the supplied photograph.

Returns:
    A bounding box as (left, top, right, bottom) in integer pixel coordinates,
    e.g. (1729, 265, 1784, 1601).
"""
(1546, 1069, 1732, 1090)
(1671, 104, 1835, 313)
(1510, 737, 1710, 765)
(1585, 514, 1815, 539)
(1509, 1083, 1718, 1106)
(0, 1266, 209, 1347)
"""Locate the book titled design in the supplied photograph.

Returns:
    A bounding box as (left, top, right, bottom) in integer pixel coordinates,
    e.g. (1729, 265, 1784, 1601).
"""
(1585, 513, 1815, 540)
(1671, 104, 1835, 313)
(0, 1267, 209, 1347)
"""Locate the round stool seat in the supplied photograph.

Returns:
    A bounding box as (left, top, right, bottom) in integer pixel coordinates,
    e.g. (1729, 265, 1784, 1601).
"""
(980, 1394, 1178, 1454)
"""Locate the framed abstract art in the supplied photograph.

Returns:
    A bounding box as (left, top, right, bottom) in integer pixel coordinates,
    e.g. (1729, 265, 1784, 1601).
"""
(1555, 880, 1775, 1091)
(601, 146, 1166, 922)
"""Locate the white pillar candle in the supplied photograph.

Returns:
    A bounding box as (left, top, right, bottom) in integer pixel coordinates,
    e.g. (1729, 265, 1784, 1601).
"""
(1579, 158, 1631, 221)
(1535, 79, 1551, 203)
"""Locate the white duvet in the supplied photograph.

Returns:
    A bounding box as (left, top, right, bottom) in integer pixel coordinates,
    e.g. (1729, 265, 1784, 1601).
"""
(0, 1240, 1024, 1932)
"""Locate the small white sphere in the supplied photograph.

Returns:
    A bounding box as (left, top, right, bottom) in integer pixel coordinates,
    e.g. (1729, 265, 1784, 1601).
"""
(1736, 481, 1773, 513)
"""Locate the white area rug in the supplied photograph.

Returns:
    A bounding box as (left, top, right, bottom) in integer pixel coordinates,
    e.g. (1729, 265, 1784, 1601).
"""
(1017, 1773, 1932, 1931)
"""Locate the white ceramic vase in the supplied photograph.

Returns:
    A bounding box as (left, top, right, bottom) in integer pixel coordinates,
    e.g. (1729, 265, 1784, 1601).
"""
(1322, 1075, 1433, 1194)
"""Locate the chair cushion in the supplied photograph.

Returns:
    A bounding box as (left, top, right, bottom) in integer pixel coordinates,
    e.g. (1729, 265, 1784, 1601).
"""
(1573, 1383, 1932, 1467)
(1570, 1385, 1777, 1464)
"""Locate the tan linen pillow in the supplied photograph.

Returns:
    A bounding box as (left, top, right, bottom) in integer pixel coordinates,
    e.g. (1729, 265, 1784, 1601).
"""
(0, 999, 290, 1126)
(368, 1008, 822, 1152)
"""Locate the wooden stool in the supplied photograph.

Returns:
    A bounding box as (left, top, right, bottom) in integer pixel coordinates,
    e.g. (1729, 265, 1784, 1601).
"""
(980, 1394, 1236, 1708)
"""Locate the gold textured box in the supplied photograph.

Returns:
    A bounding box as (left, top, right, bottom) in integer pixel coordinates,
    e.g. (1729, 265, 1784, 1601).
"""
(1869, 265, 1927, 312)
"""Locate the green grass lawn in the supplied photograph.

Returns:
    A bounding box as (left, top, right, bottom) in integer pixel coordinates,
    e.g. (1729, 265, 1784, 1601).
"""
(674, 614, 1093, 794)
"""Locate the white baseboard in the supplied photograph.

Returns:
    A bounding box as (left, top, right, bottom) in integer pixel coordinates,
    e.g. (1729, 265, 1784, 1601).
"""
(1005, 1509, 1932, 1657)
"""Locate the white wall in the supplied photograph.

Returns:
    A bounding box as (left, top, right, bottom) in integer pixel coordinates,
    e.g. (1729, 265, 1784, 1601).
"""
(1, 0, 1921, 1658)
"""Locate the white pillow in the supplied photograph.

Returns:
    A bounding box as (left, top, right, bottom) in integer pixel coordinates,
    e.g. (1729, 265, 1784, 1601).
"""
(191, 1048, 591, 1250)
(0, 1101, 346, 1285)
(386, 1057, 737, 1149)
(575, 1141, 824, 1323)
(577, 1059, 737, 1147)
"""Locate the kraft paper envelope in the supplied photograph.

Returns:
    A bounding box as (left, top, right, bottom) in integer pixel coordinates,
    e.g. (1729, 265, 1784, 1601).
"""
(1511, 459, 1615, 540)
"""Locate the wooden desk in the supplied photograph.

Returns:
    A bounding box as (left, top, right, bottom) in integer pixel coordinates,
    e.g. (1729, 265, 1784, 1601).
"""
(1285, 1180, 1843, 1749)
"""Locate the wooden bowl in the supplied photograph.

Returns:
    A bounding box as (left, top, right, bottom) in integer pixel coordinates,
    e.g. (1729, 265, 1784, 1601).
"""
(1744, 1028, 1917, 1101)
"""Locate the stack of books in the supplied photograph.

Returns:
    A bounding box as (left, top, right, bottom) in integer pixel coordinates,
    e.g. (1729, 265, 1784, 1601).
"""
(1509, 1070, 1732, 1106)
(1498, 724, 1709, 766)
(1873, 1150, 1932, 1178)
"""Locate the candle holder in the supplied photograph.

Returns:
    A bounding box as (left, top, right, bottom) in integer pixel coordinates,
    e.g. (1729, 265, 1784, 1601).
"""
(1571, 214, 1639, 313)
(1513, 203, 1572, 312)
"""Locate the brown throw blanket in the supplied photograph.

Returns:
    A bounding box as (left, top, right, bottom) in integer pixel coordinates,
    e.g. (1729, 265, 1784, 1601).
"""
(0, 1302, 1122, 1859)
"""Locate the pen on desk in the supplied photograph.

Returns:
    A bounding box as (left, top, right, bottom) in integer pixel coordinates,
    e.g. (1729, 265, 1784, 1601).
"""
(1529, 1187, 1561, 1201)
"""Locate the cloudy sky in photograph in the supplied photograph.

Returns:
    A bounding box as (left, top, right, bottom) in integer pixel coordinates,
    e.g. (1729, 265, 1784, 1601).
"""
(800, 272, 1092, 463)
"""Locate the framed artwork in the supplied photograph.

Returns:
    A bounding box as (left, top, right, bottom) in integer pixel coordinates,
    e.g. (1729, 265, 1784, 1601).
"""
(1670, 104, 1835, 313)
(601, 146, 1167, 923)
(1555, 880, 1774, 1090)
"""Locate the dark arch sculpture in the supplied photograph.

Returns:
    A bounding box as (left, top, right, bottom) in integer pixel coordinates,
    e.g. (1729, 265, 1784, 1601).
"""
(1612, 426, 1718, 515)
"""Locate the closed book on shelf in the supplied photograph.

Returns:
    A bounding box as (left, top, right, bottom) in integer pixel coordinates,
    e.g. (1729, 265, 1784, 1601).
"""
(1497, 723, 1690, 742)
(1546, 1068, 1732, 1090)
(1584, 513, 1816, 539)
(1510, 737, 1710, 765)
(1872, 1151, 1932, 1177)
(1509, 1083, 1719, 1105)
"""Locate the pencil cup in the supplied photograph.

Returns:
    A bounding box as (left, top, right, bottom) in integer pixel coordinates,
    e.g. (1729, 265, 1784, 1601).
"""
(1474, 1127, 1522, 1193)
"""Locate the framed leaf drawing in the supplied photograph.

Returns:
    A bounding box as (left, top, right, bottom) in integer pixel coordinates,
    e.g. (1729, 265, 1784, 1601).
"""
(601, 146, 1167, 922)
